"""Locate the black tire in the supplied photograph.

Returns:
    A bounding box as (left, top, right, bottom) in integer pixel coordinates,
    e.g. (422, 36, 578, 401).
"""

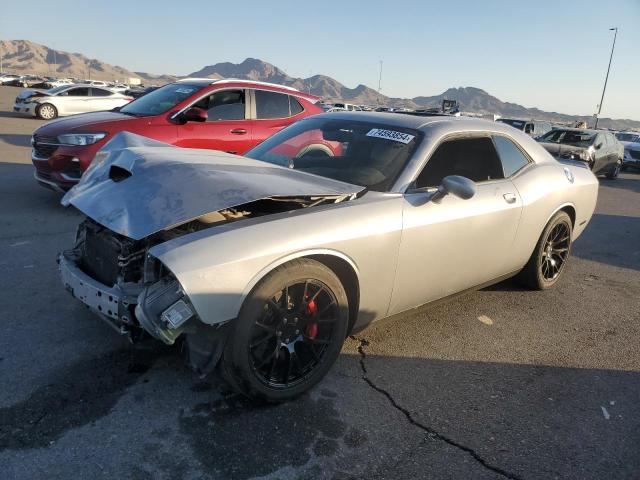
(36, 103, 58, 120)
(605, 159, 621, 180)
(220, 258, 349, 402)
(518, 211, 573, 290)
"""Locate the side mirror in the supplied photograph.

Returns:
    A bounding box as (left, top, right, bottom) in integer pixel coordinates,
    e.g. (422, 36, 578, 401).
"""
(433, 175, 477, 201)
(595, 142, 603, 150)
(181, 106, 208, 123)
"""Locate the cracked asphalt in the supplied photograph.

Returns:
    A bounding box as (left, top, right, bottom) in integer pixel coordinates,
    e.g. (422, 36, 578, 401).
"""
(0, 85, 639, 479)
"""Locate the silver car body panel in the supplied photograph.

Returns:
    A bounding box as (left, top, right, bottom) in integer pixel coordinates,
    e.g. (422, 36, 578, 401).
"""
(62, 132, 363, 240)
(65, 114, 599, 330)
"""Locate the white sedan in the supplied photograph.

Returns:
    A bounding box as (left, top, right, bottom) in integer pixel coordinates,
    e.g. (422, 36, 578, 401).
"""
(13, 84, 133, 120)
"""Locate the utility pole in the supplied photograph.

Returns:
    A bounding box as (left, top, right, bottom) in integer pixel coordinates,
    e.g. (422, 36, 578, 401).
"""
(377, 60, 383, 105)
(594, 27, 618, 129)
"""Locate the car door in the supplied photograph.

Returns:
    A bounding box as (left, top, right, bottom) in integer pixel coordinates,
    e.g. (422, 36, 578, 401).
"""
(592, 133, 609, 174)
(59, 87, 90, 115)
(249, 89, 304, 150)
(88, 88, 118, 111)
(175, 88, 252, 154)
(389, 134, 523, 314)
(604, 133, 619, 170)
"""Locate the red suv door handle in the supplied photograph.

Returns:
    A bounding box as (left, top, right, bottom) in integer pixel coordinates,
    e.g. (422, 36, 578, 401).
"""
(230, 128, 247, 135)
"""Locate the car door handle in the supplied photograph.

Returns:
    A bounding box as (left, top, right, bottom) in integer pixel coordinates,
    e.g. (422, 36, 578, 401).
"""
(230, 128, 247, 135)
(503, 193, 517, 204)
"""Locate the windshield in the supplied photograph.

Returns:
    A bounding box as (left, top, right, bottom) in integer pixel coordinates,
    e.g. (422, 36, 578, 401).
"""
(539, 130, 596, 148)
(497, 119, 526, 130)
(616, 132, 640, 143)
(245, 117, 422, 191)
(120, 83, 205, 116)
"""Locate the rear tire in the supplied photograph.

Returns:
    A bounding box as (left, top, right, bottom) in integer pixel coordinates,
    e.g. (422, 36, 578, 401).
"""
(518, 211, 573, 290)
(220, 258, 349, 402)
(605, 159, 621, 180)
(36, 103, 58, 120)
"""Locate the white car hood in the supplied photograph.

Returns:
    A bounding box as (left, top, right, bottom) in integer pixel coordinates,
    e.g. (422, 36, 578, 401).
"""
(62, 132, 362, 240)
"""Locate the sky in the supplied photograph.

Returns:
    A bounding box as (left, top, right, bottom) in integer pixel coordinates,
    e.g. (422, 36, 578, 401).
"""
(1, 0, 639, 120)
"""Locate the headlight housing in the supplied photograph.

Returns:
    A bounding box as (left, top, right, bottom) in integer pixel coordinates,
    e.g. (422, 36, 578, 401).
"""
(57, 133, 107, 146)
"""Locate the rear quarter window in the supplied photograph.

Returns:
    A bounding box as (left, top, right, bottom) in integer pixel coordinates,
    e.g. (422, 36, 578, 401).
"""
(492, 135, 531, 177)
(255, 90, 291, 119)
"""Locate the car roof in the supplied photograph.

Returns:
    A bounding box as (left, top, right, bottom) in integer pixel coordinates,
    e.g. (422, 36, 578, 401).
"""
(176, 77, 317, 100)
(316, 111, 543, 135)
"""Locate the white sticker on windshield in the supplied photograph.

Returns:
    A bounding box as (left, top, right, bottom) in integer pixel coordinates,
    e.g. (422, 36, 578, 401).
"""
(366, 128, 415, 144)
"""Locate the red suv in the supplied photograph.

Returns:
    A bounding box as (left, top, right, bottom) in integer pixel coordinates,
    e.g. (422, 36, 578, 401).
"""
(31, 79, 323, 191)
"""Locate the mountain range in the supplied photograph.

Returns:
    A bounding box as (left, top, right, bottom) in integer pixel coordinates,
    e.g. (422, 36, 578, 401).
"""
(1, 39, 637, 130)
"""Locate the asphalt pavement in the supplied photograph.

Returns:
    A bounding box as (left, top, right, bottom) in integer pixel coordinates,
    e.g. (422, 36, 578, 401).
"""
(0, 85, 638, 480)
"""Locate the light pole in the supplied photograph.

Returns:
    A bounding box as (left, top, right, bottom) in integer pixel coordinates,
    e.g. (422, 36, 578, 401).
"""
(377, 60, 383, 105)
(594, 27, 618, 129)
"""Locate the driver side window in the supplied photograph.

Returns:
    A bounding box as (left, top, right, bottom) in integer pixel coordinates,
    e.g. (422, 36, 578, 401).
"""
(415, 136, 504, 188)
(195, 90, 246, 121)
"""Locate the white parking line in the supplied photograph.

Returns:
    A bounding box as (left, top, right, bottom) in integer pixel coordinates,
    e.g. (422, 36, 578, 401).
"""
(10, 240, 29, 247)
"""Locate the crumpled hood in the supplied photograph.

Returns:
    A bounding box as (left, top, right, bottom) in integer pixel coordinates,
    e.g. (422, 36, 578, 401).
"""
(16, 88, 49, 100)
(62, 132, 362, 240)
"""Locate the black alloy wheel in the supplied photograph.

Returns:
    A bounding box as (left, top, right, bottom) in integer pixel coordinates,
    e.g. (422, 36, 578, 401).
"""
(249, 279, 339, 389)
(220, 259, 349, 402)
(539, 222, 571, 282)
(519, 210, 573, 290)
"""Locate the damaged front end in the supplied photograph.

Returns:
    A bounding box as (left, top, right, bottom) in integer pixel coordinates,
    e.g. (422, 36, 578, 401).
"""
(58, 132, 363, 374)
(60, 219, 198, 341)
(59, 218, 231, 374)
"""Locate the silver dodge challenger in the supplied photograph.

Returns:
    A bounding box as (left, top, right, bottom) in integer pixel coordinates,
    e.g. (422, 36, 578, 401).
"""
(59, 113, 598, 401)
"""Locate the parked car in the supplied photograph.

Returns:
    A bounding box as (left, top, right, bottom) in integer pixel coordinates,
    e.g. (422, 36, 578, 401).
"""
(125, 86, 158, 99)
(623, 142, 640, 171)
(536, 128, 623, 179)
(14, 84, 132, 120)
(332, 102, 361, 111)
(0, 74, 19, 85)
(46, 78, 75, 88)
(614, 131, 640, 146)
(7, 75, 47, 88)
(497, 118, 552, 137)
(58, 114, 597, 402)
(108, 83, 129, 93)
(78, 80, 109, 87)
(31, 79, 323, 191)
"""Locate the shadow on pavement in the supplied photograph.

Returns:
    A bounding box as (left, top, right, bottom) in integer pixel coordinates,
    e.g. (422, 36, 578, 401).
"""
(572, 213, 640, 271)
(599, 176, 640, 194)
(0, 133, 32, 147)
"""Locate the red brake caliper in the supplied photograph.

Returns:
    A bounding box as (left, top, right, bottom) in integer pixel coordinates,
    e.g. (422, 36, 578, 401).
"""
(306, 298, 318, 339)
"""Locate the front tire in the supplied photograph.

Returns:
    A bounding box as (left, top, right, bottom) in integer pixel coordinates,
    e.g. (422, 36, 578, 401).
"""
(221, 259, 349, 402)
(605, 159, 621, 179)
(36, 103, 58, 120)
(518, 211, 573, 290)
